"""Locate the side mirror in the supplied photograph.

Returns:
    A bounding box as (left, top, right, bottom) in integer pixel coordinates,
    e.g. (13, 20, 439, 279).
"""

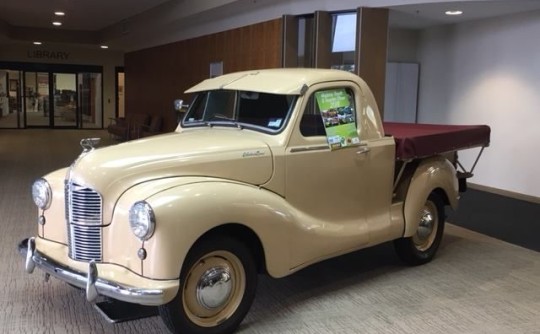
(174, 99, 188, 111)
(174, 99, 189, 123)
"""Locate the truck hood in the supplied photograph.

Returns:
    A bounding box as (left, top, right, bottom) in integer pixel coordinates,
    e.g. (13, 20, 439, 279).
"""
(69, 128, 273, 202)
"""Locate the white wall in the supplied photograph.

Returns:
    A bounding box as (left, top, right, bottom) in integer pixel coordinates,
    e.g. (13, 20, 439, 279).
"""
(55, 74, 76, 91)
(384, 62, 419, 123)
(388, 29, 420, 63)
(417, 10, 540, 197)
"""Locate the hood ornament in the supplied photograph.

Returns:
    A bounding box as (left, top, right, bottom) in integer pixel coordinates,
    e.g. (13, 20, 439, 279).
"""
(80, 137, 101, 153)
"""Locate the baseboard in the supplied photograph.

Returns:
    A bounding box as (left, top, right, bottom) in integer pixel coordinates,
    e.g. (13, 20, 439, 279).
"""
(448, 187, 540, 252)
(468, 183, 540, 205)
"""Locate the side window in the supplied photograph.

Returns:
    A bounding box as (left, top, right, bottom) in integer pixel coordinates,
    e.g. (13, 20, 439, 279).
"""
(299, 95, 324, 137)
(300, 87, 360, 149)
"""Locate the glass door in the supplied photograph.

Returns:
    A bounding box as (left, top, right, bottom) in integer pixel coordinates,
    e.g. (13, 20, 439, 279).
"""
(53, 73, 77, 127)
(23, 72, 78, 128)
(0, 69, 23, 128)
(24, 72, 50, 127)
(18, 68, 102, 129)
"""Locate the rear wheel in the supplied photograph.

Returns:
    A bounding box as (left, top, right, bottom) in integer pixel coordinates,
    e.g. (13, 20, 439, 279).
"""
(394, 193, 445, 266)
(159, 236, 257, 334)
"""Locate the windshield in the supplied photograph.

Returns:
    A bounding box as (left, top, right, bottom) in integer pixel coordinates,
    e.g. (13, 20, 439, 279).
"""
(182, 90, 296, 133)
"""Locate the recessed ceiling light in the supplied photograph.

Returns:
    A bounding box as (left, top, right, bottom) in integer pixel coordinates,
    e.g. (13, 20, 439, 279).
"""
(100, 45, 109, 49)
(54, 11, 65, 16)
(52, 21, 62, 26)
(33, 41, 42, 45)
(445, 10, 463, 16)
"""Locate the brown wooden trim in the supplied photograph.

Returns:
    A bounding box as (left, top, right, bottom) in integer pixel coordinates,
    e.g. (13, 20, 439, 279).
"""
(314, 11, 331, 69)
(356, 7, 389, 118)
(282, 15, 298, 68)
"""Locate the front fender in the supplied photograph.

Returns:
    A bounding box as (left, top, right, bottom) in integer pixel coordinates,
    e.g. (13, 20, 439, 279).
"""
(137, 178, 296, 280)
(38, 167, 70, 243)
(403, 156, 458, 237)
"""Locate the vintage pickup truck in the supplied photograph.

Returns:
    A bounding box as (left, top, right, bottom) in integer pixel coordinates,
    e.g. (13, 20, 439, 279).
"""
(22, 68, 490, 334)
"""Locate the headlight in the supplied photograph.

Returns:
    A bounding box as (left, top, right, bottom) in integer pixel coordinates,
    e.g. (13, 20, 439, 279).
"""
(32, 178, 52, 210)
(129, 201, 156, 241)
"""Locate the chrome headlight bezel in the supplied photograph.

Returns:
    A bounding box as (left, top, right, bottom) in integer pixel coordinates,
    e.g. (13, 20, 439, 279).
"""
(32, 178, 52, 210)
(129, 201, 156, 241)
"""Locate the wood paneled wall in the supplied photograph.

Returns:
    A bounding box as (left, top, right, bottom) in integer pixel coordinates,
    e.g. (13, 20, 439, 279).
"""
(356, 8, 389, 117)
(124, 19, 283, 131)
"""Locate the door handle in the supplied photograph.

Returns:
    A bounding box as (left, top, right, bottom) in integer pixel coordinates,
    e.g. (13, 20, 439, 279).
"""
(356, 146, 370, 155)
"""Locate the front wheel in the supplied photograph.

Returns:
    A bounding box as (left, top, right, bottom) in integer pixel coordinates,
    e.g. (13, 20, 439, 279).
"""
(394, 193, 446, 266)
(159, 236, 257, 334)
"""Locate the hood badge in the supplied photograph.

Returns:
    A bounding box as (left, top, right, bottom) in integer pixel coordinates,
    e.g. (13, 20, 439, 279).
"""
(80, 137, 101, 153)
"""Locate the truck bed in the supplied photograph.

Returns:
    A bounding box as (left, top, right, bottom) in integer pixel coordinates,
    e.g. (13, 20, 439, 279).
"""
(383, 122, 491, 160)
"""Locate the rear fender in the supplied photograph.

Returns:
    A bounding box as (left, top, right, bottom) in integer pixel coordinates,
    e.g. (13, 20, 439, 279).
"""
(403, 156, 458, 237)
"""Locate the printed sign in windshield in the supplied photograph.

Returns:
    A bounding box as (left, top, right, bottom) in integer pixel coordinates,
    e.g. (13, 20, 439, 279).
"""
(315, 89, 360, 150)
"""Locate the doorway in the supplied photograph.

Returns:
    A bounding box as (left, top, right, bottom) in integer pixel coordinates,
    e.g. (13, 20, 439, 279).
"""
(23, 72, 80, 128)
(0, 62, 103, 129)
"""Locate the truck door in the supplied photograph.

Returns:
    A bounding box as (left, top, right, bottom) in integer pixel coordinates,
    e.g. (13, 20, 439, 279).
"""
(285, 83, 395, 268)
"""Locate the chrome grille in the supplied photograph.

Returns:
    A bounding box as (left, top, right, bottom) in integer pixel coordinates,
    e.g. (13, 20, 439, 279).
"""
(65, 182, 103, 261)
(68, 225, 102, 261)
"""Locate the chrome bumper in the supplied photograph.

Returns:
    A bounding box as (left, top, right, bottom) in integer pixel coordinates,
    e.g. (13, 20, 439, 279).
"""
(22, 237, 171, 306)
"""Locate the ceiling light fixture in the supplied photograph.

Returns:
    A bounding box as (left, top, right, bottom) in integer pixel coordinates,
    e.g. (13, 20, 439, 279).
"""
(52, 21, 62, 26)
(100, 45, 109, 49)
(445, 10, 463, 16)
(33, 41, 42, 45)
(54, 11, 65, 16)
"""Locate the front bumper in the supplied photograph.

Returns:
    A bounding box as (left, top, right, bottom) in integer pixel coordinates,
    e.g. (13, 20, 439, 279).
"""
(21, 237, 179, 306)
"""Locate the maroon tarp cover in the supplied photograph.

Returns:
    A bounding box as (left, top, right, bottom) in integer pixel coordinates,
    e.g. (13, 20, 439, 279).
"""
(383, 122, 491, 160)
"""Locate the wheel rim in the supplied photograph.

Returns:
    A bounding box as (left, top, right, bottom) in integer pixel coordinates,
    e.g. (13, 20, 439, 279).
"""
(412, 200, 438, 252)
(182, 250, 246, 327)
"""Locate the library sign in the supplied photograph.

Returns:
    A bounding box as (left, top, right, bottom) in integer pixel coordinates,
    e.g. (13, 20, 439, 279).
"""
(27, 50, 70, 60)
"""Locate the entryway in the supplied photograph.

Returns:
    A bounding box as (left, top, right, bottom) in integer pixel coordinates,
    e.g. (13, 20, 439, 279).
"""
(0, 63, 103, 129)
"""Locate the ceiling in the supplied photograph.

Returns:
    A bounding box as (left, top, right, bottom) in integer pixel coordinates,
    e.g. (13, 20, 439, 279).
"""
(1, 0, 540, 52)
(388, 0, 540, 29)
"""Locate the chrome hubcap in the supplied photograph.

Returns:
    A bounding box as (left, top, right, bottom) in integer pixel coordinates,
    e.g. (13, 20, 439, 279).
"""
(413, 201, 438, 251)
(417, 209, 434, 241)
(196, 267, 232, 309)
(182, 250, 246, 327)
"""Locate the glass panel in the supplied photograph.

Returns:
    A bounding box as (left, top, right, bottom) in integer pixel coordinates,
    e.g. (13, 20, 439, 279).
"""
(25, 72, 50, 127)
(184, 90, 295, 133)
(79, 73, 102, 128)
(53, 73, 77, 127)
(0, 70, 22, 128)
(297, 16, 314, 67)
(330, 12, 356, 72)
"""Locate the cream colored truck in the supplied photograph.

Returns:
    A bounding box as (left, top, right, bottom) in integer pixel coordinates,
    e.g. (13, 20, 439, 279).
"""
(22, 69, 490, 334)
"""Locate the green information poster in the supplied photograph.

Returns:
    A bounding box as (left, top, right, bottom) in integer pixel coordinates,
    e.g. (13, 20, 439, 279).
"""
(315, 89, 360, 150)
